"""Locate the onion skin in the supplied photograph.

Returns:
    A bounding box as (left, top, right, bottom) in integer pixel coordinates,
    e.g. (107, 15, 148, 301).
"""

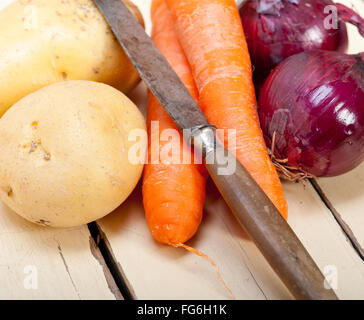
(240, 0, 349, 78)
(259, 50, 364, 177)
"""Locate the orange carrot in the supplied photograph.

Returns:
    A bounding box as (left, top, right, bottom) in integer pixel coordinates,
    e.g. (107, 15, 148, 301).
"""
(143, 0, 207, 245)
(165, 0, 288, 219)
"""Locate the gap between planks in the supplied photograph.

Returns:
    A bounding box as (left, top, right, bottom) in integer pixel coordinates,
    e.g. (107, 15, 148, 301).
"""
(88, 231, 124, 300)
(88, 222, 136, 300)
(310, 179, 364, 261)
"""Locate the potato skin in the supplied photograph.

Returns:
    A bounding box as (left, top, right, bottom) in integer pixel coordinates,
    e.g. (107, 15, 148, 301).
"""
(0, 0, 144, 117)
(0, 81, 147, 227)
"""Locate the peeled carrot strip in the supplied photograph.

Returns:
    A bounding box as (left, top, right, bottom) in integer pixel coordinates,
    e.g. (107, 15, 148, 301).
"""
(165, 0, 288, 219)
(143, 0, 207, 245)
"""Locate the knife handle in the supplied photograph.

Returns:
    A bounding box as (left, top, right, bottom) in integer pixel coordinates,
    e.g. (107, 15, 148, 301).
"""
(193, 127, 338, 300)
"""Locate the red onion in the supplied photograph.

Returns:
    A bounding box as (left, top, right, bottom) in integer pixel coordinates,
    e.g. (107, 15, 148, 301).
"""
(239, 0, 364, 79)
(258, 50, 364, 178)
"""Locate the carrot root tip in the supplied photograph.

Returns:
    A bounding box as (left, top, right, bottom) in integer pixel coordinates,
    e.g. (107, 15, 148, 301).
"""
(175, 243, 236, 299)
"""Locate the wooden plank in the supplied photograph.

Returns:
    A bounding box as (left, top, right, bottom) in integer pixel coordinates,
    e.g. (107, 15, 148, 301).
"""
(0, 201, 120, 299)
(0, 0, 120, 300)
(310, 0, 364, 257)
(314, 163, 364, 257)
(97, 179, 364, 299)
(284, 181, 364, 299)
(96, 0, 364, 300)
(97, 183, 291, 300)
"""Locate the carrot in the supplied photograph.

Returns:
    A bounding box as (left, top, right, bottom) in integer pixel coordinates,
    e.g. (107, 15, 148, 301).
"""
(145, 2, 235, 297)
(165, 0, 288, 219)
(143, 0, 207, 245)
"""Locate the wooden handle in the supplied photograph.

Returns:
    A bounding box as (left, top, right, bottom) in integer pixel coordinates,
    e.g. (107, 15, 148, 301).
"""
(204, 142, 338, 300)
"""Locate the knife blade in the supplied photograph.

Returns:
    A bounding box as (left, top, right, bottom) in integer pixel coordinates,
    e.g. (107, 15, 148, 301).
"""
(93, 0, 338, 300)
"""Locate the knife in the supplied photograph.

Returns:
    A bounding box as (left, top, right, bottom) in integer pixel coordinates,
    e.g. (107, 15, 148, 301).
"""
(93, 0, 338, 300)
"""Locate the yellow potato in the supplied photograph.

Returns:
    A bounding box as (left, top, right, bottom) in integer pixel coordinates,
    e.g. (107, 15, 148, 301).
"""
(0, 80, 147, 227)
(0, 0, 144, 117)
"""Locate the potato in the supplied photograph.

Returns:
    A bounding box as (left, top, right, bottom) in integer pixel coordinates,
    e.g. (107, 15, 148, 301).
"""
(0, 80, 147, 227)
(0, 0, 144, 117)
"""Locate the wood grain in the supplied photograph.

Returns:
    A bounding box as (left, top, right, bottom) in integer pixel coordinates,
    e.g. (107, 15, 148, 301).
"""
(97, 179, 364, 299)
(1, 0, 364, 300)
(314, 163, 364, 258)
(0, 0, 122, 300)
(0, 201, 120, 299)
(96, 0, 364, 300)
(284, 181, 364, 300)
(97, 183, 291, 300)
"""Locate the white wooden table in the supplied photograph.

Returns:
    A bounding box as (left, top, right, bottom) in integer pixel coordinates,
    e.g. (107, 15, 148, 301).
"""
(0, 0, 363, 300)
